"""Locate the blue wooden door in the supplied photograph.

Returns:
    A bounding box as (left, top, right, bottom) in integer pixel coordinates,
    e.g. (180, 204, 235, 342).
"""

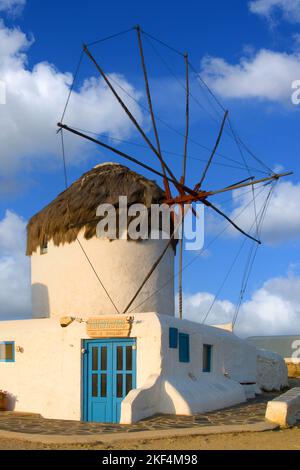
(83, 339, 136, 423)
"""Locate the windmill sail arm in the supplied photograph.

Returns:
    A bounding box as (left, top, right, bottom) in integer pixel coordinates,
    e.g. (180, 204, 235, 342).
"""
(135, 26, 172, 199)
(164, 171, 292, 205)
(202, 199, 261, 244)
(56, 122, 204, 197)
(83, 44, 181, 191)
(207, 172, 293, 197)
(194, 110, 228, 191)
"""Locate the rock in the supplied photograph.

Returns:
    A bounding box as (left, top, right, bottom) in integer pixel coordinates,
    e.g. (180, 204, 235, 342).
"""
(256, 349, 288, 392)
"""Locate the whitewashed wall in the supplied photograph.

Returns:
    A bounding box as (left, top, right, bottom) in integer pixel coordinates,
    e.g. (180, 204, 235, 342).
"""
(31, 232, 175, 318)
(121, 315, 256, 423)
(0, 313, 260, 423)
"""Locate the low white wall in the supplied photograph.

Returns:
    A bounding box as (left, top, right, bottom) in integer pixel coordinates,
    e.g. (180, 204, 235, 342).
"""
(0, 319, 84, 419)
(121, 315, 258, 423)
(0, 313, 259, 423)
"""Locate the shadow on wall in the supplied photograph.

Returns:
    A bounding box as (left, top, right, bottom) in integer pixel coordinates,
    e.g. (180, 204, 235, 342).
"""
(31, 283, 50, 318)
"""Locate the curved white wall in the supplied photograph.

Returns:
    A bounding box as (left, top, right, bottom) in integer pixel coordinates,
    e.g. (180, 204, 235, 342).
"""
(31, 231, 175, 318)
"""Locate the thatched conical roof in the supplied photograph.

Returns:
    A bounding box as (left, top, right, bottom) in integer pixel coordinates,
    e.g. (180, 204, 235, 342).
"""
(26, 163, 166, 255)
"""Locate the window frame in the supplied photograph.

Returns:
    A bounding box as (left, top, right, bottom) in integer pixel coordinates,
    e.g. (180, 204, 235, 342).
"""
(0, 341, 15, 363)
(40, 242, 48, 255)
(203, 344, 213, 372)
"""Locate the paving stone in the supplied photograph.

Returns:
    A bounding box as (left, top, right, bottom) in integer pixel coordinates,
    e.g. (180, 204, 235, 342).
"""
(2, 383, 300, 437)
(0, 390, 282, 436)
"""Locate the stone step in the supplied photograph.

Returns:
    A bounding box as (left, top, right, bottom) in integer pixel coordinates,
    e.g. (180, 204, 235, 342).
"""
(0, 411, 42, 419)
(265, 387, 300, 427)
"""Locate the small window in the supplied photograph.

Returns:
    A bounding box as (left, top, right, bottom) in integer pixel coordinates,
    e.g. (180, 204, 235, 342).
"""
(179, 333, 190, 363)
(40, 242, 48, 255)
(203, 344, 212, 372)
(0, 342, 15, 362)
(169, 327, 178, 348)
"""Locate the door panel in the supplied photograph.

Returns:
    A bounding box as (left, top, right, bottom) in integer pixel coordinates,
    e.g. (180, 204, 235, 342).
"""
(83, 339, 136, 423)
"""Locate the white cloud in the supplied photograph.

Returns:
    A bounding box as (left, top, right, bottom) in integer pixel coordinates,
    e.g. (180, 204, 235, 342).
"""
(201, 49, 300, 103)
(0, 20, 144, 182)
(228, 180, 300, 244)
(249, 0, 300, 23)
(0, 210, 31, 320)
(183, 274, 300, 337)
(0, 0, 25, 16)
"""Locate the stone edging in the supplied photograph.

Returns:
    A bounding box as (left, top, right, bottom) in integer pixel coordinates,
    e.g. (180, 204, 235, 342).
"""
(0, 421, 279, 445)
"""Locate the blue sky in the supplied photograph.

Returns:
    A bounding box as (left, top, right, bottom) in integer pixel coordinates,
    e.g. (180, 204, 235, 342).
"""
(0, 0, 299, 335)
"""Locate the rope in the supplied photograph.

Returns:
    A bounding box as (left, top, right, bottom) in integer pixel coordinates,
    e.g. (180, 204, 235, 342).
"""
(201, 237, 247, 324)
(188, 61, 226, 113)
(187, 60, 274, 175)
(141, 28, 184, 57)
(143, 33, 224, 128)
(142, 31, 258, 177)
(86, 27, 135, 47)
(227, 118, 259, 237)
(76, 238, 120, 314)
(60, 130, 68, 188)
(60, 51, 84, 123)
(232, 182, 276, 327)
(70, 124, 268, 175)
(202, 184, 271, 324)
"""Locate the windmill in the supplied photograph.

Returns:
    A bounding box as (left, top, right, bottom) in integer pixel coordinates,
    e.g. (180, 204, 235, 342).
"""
(57, 26, 292, 324)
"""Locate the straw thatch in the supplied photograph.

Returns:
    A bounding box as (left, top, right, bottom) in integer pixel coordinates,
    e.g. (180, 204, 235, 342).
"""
(26, 163, 169, 255)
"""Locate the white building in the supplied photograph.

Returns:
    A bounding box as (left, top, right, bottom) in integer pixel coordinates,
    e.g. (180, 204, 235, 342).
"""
(0, 163, 287, 423)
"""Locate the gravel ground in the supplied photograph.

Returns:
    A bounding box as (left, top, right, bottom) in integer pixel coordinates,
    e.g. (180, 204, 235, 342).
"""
(0, 427, 299, 450)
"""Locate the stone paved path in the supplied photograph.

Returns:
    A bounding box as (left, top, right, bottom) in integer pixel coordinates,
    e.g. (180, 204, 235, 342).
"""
(0, 391, 282, 436)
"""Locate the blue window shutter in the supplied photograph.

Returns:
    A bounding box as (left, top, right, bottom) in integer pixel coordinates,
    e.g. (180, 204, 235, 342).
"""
(169, 327, 178, 348)
(0, 341, 15, 362)
(179, 333, 190, 363)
